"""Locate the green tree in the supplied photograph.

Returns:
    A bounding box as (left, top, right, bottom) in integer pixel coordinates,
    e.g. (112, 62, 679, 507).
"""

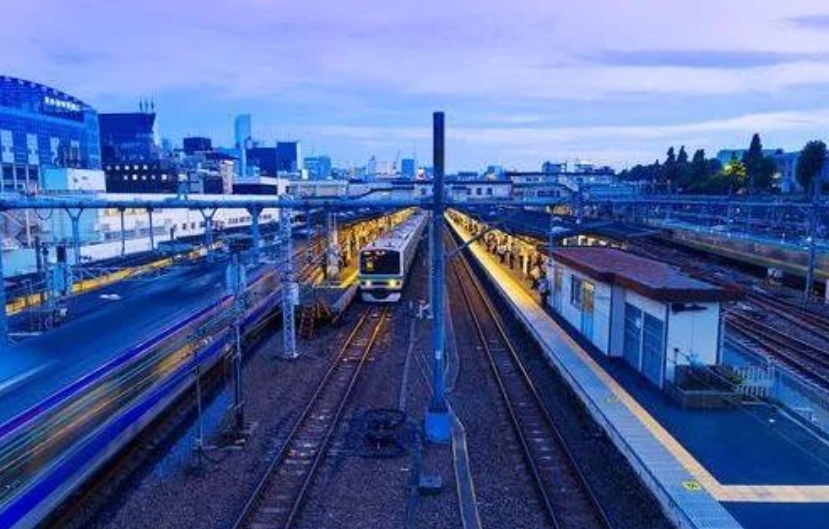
(675, 146, 693, 190)
(724, 155, 747, 193)
(690, 149, 709, 189)
(742, 133, 776, 192)
(663, 147, 677, 192)
(797, 140, 827, 196)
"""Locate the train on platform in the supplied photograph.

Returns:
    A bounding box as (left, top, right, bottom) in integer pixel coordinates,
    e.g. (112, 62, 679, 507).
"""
(358, 209, 428, 302)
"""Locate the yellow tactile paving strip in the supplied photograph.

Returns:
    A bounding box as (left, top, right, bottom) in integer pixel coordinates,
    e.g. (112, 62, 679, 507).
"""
(448, 214, 829, 504)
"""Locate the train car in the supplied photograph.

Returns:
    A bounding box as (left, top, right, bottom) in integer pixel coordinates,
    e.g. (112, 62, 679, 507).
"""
(359, 210, 428, 302)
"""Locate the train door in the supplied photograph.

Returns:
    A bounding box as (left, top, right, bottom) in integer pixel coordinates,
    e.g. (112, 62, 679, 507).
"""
(641, 313, 666, 387)
(552, 266, 563, 312)
(623, 303, 643, 370)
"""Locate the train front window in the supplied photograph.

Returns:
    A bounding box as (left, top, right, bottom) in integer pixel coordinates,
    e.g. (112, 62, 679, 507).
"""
(360, 250, 400, 275)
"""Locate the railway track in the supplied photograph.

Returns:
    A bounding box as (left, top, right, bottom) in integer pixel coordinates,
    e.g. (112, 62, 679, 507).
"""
(231, 305, 389, 529)
(727, 314, 829, 388)
(448, 234, 611, 529)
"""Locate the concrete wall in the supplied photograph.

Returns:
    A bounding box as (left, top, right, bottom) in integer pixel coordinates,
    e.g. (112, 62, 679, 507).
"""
(665, 302, 721, 382)
(552, 262, 612, 354)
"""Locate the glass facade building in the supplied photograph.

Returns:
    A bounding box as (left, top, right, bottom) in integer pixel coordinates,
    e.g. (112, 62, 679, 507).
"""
(0, 76, 101, 192)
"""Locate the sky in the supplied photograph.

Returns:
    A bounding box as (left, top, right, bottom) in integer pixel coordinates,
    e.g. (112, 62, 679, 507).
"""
(4, 0, 829, 171)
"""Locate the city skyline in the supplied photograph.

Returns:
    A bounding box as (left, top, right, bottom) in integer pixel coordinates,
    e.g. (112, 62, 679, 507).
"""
(5, 0, 829, 170)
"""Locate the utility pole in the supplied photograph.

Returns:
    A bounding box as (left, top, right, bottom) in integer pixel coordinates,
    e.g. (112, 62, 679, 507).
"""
(425, 111, 451, 443)
(119, 208, 126, 257)
(226, 249, 247, 434)
(0, 238, 7, 344)
(247, 206, 262, 263)
(65, 208, 84, 266)
(805, 180, 821, 303)
(280, 203, 298, 358)
(200, 209, 217, 262)
(148, 208, 155, 251)
(326, 209, 340, 281)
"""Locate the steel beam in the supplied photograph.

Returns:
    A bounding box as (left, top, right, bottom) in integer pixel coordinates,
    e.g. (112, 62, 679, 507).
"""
(65, 208, 83, 266)
(0, 241, 7, 344)
(805, 183, 821, 302)
(119, 208, 126, 257)
(248, 206, 262, 263)
(199, 208, 217, 263)
(326, 209, 340, 280)
(0, 196, 430, 211)
(148, 208, 155, 252)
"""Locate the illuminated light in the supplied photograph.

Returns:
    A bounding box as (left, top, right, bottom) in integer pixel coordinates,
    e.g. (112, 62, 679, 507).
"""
(364, 280, 372, 287)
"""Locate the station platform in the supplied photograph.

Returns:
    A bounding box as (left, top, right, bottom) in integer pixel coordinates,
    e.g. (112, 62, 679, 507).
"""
(447, 214, 829, 529)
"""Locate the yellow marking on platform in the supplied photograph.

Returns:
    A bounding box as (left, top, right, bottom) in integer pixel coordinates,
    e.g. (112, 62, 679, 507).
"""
(448, 213, 829, 504)
(5, 253, 185, 314)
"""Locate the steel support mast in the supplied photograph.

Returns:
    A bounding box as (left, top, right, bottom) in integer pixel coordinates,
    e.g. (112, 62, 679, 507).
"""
(425, 111, 451, 443)
(279, 204, 298, 358)
(0, 243, 7, 344)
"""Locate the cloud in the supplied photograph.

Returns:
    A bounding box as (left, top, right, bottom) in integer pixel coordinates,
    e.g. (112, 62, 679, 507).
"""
(788, 14, 829, 30)
(5, 0, 829, 169)
(587, 49, 829, 69)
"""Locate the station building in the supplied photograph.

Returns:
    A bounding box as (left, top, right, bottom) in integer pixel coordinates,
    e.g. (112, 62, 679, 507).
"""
(0, 76, 102, 192)
(548, 247, 739, 388)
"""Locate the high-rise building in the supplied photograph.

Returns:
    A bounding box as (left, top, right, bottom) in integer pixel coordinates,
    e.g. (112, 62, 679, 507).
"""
(401, 158, 416, 179)
(276, 141, 301, 173)
(304, 155, 332, 180)
(234, 114, 252, 149)
(99, 111, 158, 163)
(182, 136, 212, 155)
(246, 147, 278, 177)
(0, 75, 102, 192)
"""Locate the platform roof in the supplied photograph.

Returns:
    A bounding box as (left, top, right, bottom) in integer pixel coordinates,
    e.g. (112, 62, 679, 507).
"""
(551, 247, 742, 303)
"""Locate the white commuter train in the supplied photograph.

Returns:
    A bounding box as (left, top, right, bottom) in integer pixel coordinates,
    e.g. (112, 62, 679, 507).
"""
(358, 209, 428, 302)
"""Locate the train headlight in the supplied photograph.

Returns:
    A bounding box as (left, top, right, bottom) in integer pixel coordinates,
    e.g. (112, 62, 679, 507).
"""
(389, 280, 399, 287)
(364, 280, 372, 287)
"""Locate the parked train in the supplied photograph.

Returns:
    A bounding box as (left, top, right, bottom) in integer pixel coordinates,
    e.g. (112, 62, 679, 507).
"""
(359, 210, 428, 302)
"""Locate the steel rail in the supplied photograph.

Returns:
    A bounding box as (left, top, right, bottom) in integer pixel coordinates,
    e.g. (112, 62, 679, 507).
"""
(448, 232, 611, 529)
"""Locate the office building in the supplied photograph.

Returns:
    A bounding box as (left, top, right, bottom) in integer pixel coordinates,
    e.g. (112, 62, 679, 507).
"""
(304, 155, 332, 180)
(0, 75, 102, 192)
(103, 159, 180, 194)
(99, 110, 158, 163)
(401, 158, 416, 179)
(276, 141, 301, 173)
(247, 146, 278, 176)
(234, 114, 252, 149)
(182, 136, 212, 155)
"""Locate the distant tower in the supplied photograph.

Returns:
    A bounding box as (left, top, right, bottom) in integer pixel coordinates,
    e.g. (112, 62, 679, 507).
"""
(234, 114, 252, 179)
(234, 114, 252, 150)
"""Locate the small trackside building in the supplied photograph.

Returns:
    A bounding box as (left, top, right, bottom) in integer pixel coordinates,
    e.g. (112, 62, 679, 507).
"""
(547, 247, 740, 389)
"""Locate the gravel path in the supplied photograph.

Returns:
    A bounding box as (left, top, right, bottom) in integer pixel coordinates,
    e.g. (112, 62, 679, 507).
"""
(297, 246, 461, 529)
(446, 257, 555, 529)
(67, 306, 370, 529)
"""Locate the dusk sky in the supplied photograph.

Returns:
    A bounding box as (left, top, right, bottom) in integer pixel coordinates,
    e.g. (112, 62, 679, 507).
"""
(6, 0, 829, 171)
